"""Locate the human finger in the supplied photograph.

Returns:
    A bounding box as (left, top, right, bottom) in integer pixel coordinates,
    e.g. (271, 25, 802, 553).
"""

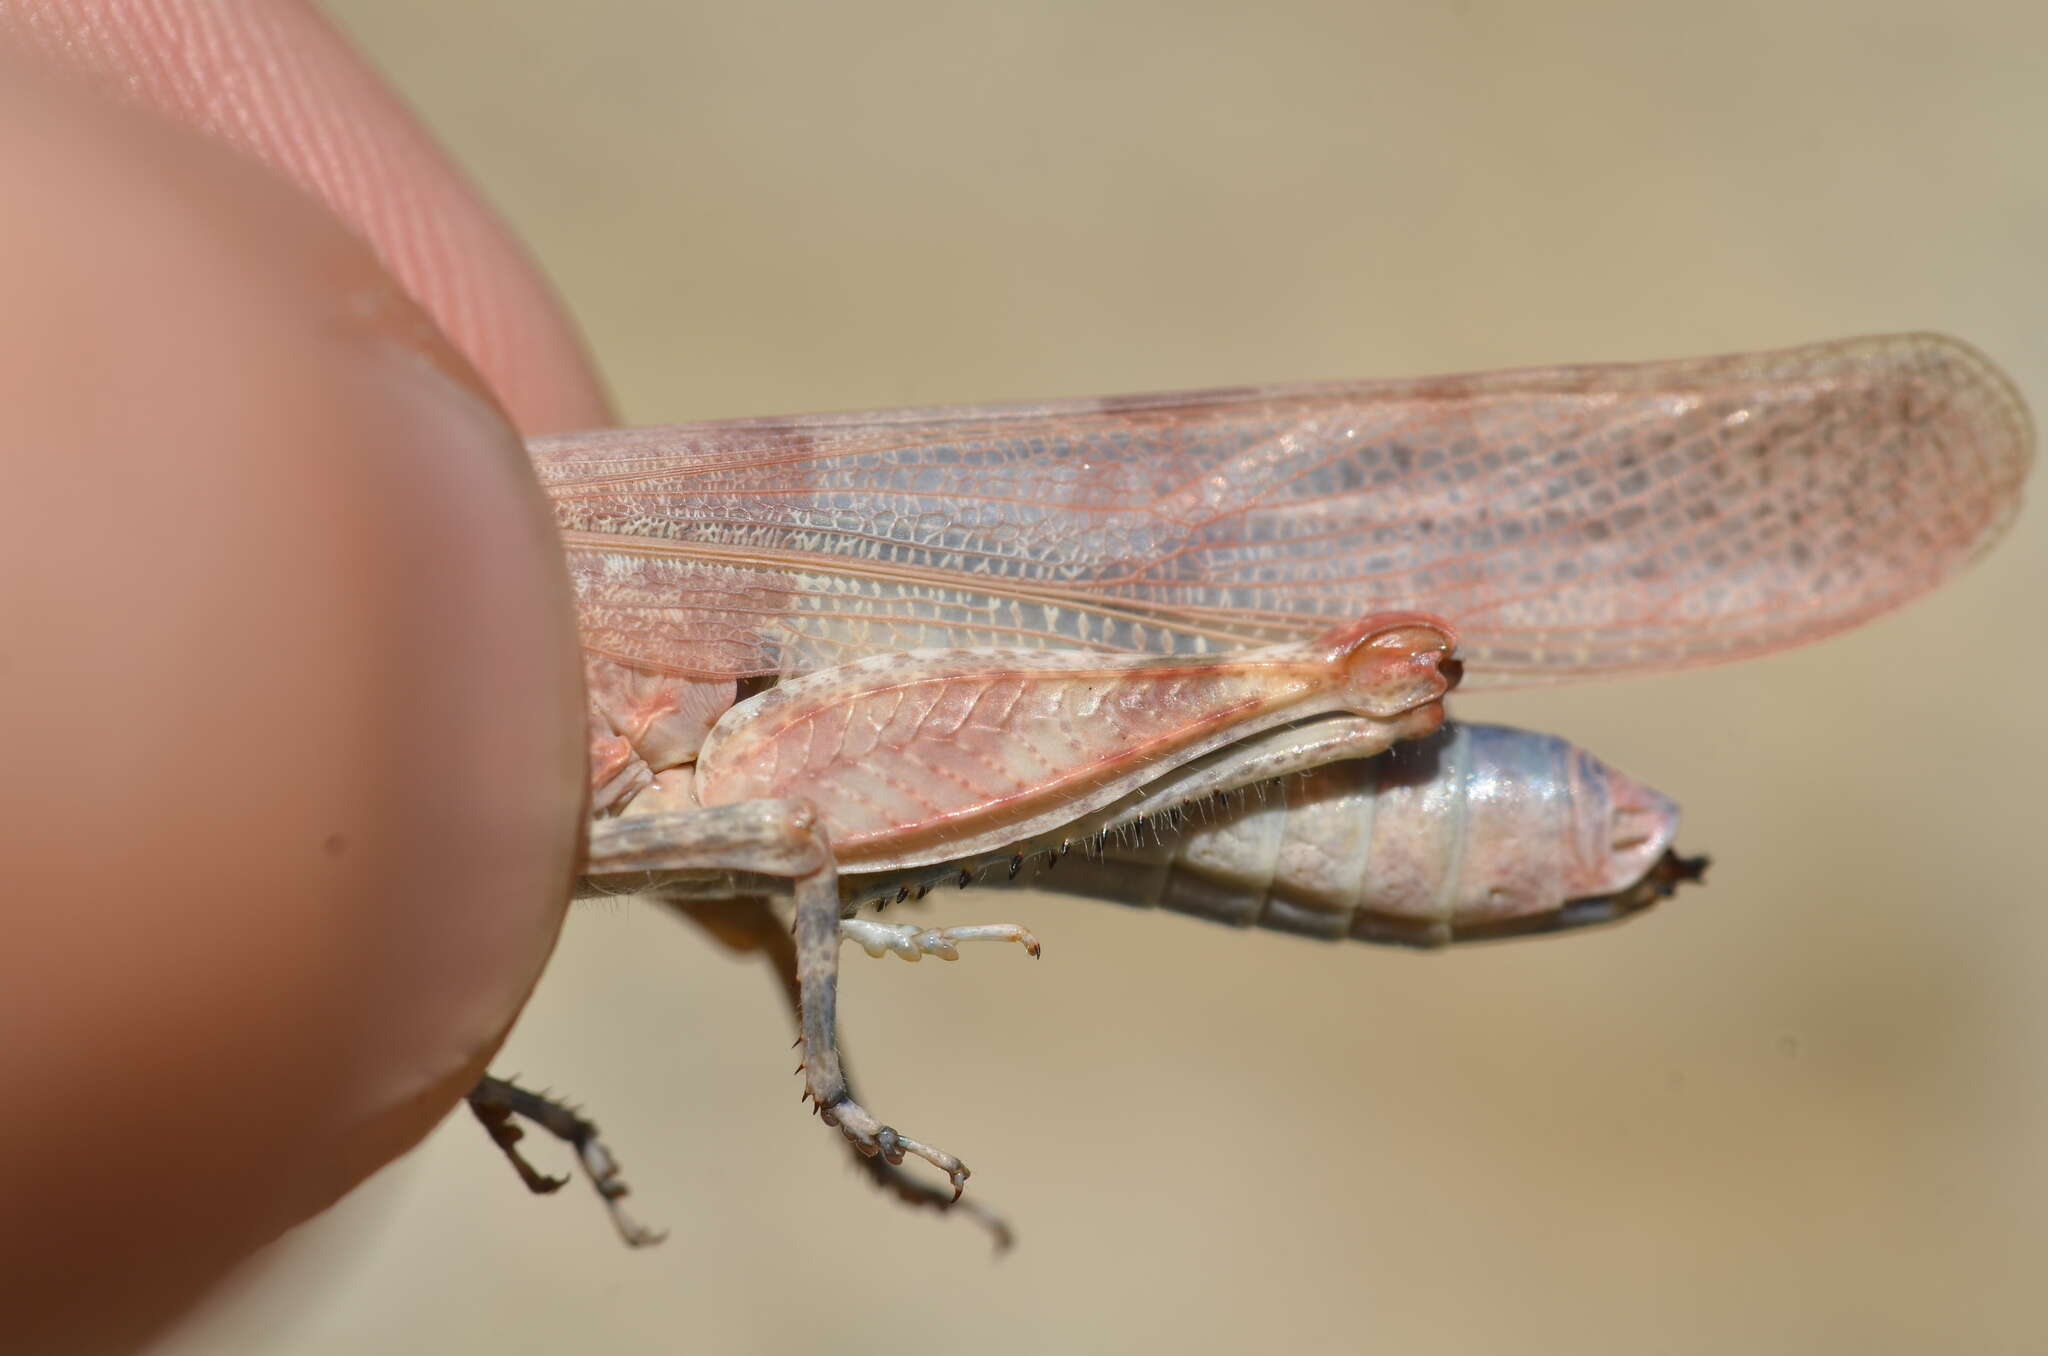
(0, 54, 586, 1355)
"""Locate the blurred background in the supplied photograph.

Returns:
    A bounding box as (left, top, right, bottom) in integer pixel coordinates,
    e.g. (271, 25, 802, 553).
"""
(164, 2, 2045, 1352)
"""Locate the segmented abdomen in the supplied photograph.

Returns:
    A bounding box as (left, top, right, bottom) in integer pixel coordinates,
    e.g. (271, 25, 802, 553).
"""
(1024, 723, 1682, 947)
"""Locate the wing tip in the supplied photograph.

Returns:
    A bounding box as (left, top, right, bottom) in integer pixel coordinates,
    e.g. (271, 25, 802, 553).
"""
(1903, 331, 2035, 477)
(1802, 332, 2034, 572)
(1828, 331, 2033, 474)
(1898, 333, 2036, 577)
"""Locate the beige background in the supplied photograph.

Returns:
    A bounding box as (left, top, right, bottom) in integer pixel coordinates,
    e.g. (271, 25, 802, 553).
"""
(163, 3, 2046, 1353)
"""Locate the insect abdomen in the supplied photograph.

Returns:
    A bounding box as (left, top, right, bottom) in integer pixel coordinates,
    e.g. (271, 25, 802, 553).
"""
(999, 724, 1689, 948)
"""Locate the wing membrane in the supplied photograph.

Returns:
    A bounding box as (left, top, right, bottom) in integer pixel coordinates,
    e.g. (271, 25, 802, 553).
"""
(533, 333, 2032, 686)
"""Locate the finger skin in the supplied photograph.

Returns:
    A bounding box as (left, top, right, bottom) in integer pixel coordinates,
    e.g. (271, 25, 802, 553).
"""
(0, 0, 612, 433)
(0, 57, 586, 1355)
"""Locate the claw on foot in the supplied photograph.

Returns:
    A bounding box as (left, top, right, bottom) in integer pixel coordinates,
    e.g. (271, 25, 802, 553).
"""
(575, 1134, 669, 1249)
(466, 1074, 667, 1249)
(850, 1151, 1014, 1251)
(822, 1096, 970, 1200)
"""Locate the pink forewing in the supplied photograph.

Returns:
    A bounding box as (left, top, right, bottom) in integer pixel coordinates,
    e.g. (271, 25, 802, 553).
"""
(530, 333, 2031, 688)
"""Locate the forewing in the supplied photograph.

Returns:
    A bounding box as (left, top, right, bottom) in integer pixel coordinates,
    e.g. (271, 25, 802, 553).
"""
(534, 333, 2031, 686)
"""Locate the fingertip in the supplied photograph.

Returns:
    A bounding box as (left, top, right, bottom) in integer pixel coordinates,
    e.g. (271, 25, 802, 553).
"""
(0, 56, 584, 1353)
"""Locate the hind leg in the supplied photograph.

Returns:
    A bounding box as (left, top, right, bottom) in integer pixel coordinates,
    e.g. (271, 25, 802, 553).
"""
(586, 800, 969, 1194)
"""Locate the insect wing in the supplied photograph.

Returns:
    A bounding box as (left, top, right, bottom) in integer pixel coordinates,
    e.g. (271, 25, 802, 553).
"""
(533, 333, 2031, 687)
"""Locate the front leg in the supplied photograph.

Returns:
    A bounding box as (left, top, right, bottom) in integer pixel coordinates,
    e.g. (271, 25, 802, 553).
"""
(587, 802, 968, 1194)
(466, 1074, 666, 1248)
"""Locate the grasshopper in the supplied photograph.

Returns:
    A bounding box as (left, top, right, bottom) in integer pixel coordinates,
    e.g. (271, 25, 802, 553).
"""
(468, 334, 2031, 1246)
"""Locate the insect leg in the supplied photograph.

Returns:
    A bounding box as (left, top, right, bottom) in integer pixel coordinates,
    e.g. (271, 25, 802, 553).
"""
(465, 1074, 666, 1247)
(585, 802, 972, 1196)
(839, 918, 1041, 962)
(666, 895, 1014, 1249)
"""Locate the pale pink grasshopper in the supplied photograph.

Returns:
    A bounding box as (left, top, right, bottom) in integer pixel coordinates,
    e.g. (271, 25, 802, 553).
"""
(470, 333, 2031, 1246)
